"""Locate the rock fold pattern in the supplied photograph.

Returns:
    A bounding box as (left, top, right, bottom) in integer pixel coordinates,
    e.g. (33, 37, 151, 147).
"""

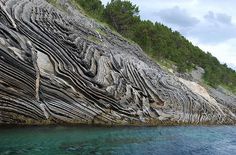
(0, 0, 235, 125)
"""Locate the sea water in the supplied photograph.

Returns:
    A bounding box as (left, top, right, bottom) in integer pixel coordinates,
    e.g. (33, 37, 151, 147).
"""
(0, 125, 236, 155)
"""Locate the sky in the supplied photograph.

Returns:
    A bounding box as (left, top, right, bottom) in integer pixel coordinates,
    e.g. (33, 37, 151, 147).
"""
(101, 0, 236, 71)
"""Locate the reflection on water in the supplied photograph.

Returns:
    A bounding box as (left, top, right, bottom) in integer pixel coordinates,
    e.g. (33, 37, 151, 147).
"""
(0, 125, 236, 155)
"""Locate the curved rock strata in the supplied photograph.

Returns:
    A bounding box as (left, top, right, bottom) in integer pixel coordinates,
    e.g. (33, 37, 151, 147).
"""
(0, 0, 236, 125)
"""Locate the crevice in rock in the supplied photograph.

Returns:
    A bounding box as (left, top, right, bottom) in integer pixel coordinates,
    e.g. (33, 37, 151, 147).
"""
(0, 1, 17, 29)
(28, 41, 40, 102)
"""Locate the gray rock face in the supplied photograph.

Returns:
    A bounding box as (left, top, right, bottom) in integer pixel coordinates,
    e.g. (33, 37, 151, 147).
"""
(191, 67, 205, 82)
(175, 66, 205, 82)
(208, 87, 236, 114)
(0, 0, 235, 125)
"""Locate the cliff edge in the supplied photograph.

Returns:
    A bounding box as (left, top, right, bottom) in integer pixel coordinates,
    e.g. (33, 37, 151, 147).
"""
(0, 0, 235, 125)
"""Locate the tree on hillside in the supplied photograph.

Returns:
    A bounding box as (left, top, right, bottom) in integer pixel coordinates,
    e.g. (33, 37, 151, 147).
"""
(75, 0, 104, 20)
(103, 0, 140, 35)
(131, 20, 157, 52)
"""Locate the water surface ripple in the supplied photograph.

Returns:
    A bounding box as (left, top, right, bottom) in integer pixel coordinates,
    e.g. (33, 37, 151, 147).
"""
(0, 126, 236, 155)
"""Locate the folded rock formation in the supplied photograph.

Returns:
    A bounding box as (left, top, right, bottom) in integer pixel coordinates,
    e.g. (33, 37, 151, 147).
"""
(0, 0, 236, 125)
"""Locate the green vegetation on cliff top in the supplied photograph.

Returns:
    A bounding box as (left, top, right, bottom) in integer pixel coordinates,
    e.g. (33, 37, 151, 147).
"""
(49, 0, 236, 93)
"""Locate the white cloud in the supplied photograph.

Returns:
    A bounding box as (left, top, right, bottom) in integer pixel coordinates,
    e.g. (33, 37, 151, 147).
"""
(186, 13, 236, 44)
(156, 6, 199, 27)
(204, 12, 232, 24)
(229, 63, 236, 70)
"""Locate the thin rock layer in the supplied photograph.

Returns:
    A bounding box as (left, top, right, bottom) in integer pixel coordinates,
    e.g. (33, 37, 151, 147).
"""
(0, 0, 235, 125)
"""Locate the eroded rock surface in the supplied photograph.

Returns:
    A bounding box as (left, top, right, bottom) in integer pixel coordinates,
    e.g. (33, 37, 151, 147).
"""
(0, 0, 235, 125)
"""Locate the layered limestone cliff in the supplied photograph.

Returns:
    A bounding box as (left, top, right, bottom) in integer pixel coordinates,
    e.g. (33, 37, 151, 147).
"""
(0, 0, 236, 125)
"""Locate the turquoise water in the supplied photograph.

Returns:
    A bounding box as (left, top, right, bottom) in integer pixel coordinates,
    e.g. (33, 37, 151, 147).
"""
(0, 126, 236, 155)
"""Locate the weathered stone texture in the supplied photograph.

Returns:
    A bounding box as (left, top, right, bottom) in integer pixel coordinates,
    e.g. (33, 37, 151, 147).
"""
(0, 0, 235, 125)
